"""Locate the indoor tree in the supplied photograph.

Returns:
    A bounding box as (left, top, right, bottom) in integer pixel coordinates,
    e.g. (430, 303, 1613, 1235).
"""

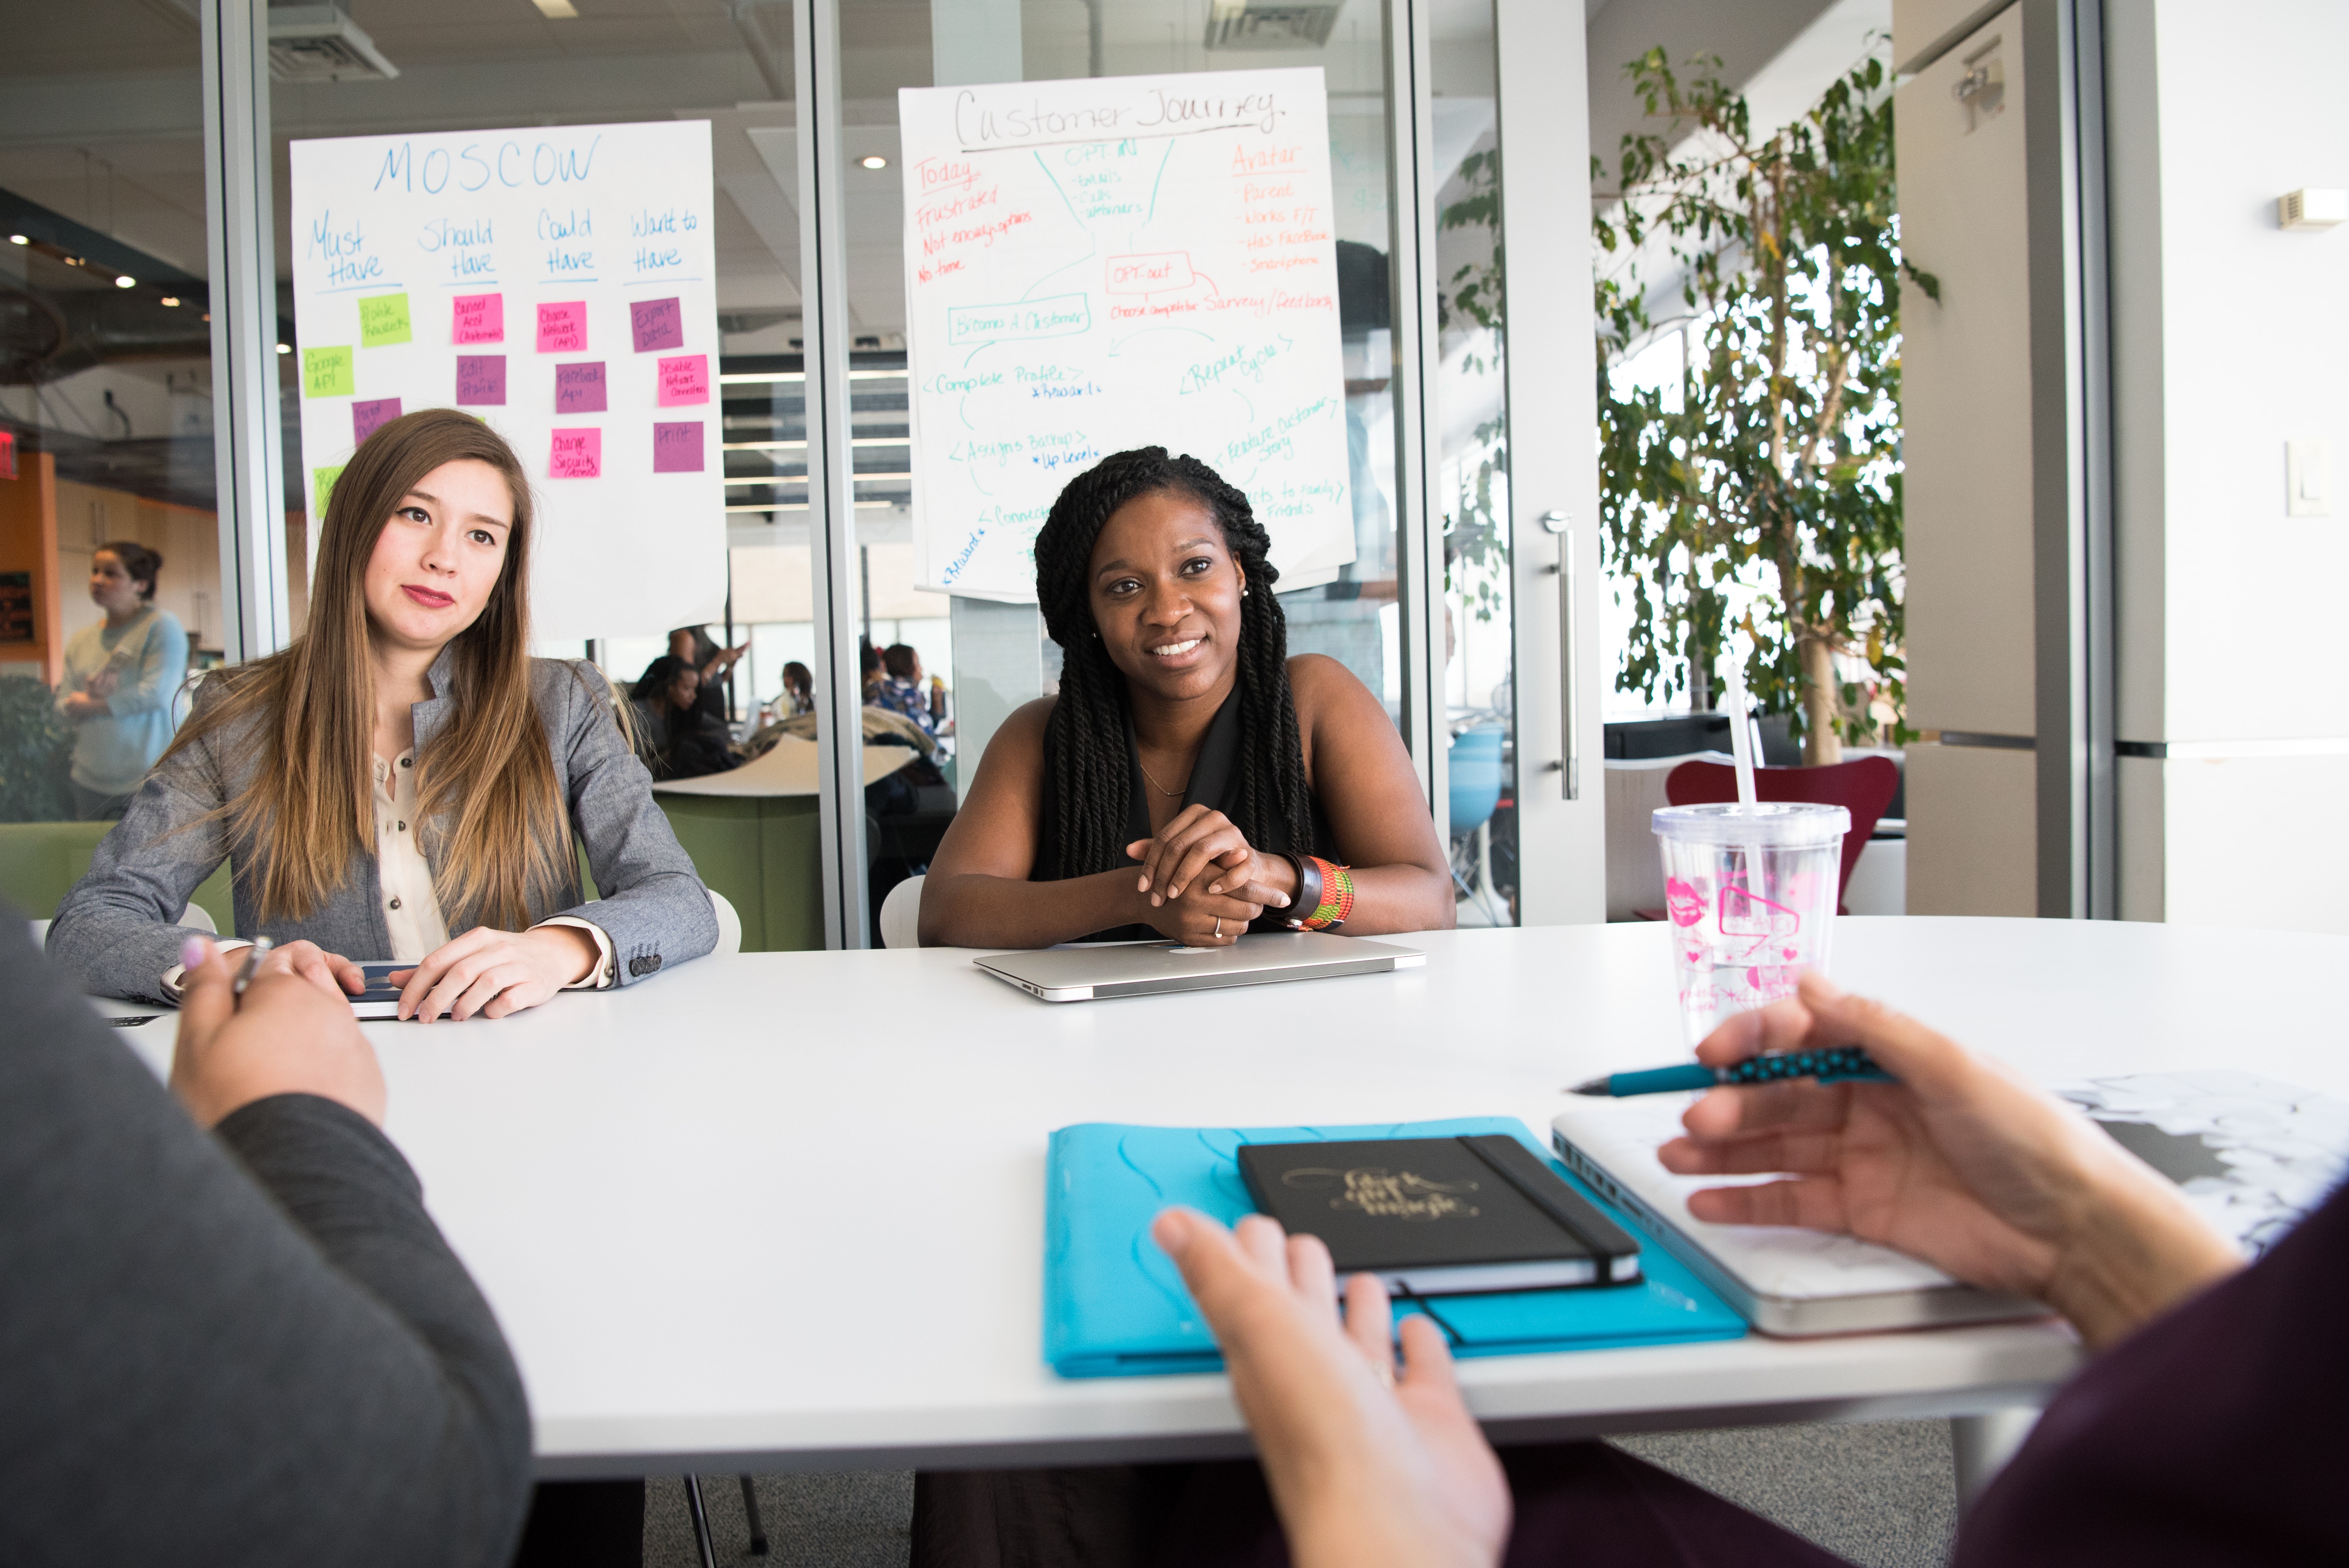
(1593, 47, 1935, 761)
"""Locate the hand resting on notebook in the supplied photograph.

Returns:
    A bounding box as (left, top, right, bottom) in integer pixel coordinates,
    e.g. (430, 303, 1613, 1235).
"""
(1151, 1207, 1508, 1568)
(1657, 971, 2242, 1351)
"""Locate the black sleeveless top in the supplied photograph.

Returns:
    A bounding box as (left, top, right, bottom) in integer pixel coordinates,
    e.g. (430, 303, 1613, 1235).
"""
(1033, 687, 1335, 941)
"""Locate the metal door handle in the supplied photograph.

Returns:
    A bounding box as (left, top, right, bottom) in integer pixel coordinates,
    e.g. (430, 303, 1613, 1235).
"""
(1540, 511, 1578, 800)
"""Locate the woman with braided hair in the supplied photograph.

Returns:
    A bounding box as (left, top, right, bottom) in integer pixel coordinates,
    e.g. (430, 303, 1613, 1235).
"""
(920, 446, 1450, 948)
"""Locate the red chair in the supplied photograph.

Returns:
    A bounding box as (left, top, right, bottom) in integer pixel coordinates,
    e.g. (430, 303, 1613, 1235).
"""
(1662, 756, 1900, 913)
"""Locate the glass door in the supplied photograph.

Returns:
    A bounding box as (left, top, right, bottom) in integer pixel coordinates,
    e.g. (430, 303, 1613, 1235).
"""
(829, 0, 1440, 937)
(1, 2, 225, 824)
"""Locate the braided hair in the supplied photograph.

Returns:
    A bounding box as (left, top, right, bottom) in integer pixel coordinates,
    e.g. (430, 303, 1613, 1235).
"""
(1032, 447, 1315, 881)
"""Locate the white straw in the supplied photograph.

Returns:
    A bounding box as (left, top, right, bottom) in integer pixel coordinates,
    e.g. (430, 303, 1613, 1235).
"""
(1724, 663, 1766, 898)
(1725, 665, 1759, 807)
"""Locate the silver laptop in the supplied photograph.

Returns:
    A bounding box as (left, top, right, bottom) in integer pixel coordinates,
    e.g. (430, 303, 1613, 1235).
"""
(974, 931, 1425, 1002)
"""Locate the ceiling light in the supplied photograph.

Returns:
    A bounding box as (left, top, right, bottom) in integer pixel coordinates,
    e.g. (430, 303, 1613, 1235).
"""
(7, 234, 26, 245)
(531, 0, 581, 16)
(276, 342, 292, 354)
(267, 3, 400, 81)
(860, 155, 888, 170)
(1203, 0, 1344, 50)
(63, 256, 83, 266)
(115, 275, 136, 288)
(160, 296, 181, 307)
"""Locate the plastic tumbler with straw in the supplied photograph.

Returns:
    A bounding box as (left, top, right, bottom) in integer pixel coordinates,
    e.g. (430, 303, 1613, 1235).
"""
(1651, 669, 1849, 1045)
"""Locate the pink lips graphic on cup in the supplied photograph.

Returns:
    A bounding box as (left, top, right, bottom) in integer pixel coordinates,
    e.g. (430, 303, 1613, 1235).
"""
(1666, 877, 1705, 927)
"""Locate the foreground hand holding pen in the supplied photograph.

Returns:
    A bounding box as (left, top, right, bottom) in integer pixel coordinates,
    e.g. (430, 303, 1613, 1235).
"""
(170, 935, 387, 1129)
(1150, 971, 2248, 1568)
(1657, 972, 2241, 1350)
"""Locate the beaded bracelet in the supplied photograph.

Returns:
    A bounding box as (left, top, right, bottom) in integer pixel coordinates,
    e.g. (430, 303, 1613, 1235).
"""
(1283, 853, 1354, 930)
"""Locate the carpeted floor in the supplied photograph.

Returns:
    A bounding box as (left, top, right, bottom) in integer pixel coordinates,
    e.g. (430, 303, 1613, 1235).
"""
(643, 1419, 1957, 1568)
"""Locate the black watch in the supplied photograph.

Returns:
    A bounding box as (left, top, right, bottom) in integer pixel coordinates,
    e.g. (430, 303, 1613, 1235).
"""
(1280, 851, 1322, 928)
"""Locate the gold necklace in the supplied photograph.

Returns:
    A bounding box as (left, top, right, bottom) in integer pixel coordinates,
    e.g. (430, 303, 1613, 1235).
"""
(1137, 757, 1190, 798)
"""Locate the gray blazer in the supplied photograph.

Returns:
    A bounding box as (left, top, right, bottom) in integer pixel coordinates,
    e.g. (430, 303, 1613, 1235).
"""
(48, 649, 718, 1005)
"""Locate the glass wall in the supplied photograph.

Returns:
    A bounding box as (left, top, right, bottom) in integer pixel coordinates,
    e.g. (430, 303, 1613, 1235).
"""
(836, 0, 1416, 932)
(53, 0, 1525, 940)
(266, 2, 809, 710)
(0, 1, 223, 823)
(1429, 0, 1516, 924)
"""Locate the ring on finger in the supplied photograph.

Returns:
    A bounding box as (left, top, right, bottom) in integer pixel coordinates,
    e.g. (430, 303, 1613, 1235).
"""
(1213, 917, 1222, 938)
(1373, 1361, 1395, 1390)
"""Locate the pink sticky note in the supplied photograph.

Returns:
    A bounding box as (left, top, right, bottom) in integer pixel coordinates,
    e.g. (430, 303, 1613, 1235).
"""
(555, 361, 608, 415)
(652, 421, 704, 473)
(455, 355, 506, 406)
(453, 293, 503, 344)
(549, 428, 602, 479)
(537, 300, 587, 353)
(352, 397, 401, 446)
(657, 353, 710, 407)
(631, 296, 684, 353)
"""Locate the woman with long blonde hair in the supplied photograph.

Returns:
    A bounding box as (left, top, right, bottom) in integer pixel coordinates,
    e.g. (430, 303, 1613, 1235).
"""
(50, 407, 717, 1020)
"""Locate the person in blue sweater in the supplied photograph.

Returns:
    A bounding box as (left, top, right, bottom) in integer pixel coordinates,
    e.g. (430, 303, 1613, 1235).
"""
(55, 540, 187, 818)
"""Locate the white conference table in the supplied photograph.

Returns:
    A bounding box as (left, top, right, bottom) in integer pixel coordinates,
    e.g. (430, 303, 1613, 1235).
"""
(111, 917, 2349, 1478)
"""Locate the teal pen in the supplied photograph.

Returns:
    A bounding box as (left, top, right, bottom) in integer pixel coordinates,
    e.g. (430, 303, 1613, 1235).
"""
(1569, 1045, 1891, 1097)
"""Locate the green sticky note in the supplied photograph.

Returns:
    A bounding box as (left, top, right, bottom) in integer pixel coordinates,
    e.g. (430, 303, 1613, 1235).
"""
(313, 464, 345, 516)
(358, 292, 412, 347)
(303, 345, 354, 399)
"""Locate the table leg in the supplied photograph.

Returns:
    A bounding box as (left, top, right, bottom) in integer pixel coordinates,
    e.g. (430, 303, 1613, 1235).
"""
(683, 1473, 718, 1568)
(740, 1474, 770, 1555)
(1951, 1408, 2040, 1504)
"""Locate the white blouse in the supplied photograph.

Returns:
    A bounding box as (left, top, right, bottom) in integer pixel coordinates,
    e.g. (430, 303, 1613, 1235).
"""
(372, 749, 452, 959)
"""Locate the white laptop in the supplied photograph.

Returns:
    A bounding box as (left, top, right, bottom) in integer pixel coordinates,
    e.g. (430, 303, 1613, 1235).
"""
(1551, 1096, 2041, 1336)
(974, 931, 1425, 1003)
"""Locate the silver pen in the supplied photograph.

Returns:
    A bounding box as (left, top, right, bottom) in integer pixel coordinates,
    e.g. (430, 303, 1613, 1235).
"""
(232, 935, 275, 997)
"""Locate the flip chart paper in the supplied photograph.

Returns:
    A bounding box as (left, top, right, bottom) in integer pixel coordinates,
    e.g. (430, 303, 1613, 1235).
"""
(358, 292, 412, 347)
(455, 355, 507, 405)
(352, 397, 402, 445)
(652, 421, 704, 473)
(303, 345, 354, 399)
(290, 121, 724, 639)
(631, 296, 684, 352)
(453, 293, 503, 343)
(550, 428, 602, 478)
(555, 361, 608, 414)
(897, 68, 1353, 602)
(656, 353, 709, 406)
(536, 301, 588, 353)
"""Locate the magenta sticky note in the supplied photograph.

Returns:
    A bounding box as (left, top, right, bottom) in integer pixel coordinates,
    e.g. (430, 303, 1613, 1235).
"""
(555, 361, 608, 415)
(657, 353, 710, 407)
(549, 428, 602, 479)
(631, 296, 684, 353)
(537, 301, 588, 353)
(652, 421, 704, 473)
(455, 355, 507, 406)
(453, 293, 503, 344)
(352, 397, 402, 446)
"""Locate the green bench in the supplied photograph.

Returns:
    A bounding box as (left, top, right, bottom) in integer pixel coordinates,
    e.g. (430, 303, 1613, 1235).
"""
(1, 821, 235, 934)
(0, 795, 823, 953)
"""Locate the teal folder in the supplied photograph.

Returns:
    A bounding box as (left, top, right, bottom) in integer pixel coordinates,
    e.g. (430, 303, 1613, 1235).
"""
(1044, 1116, 1747, 1378)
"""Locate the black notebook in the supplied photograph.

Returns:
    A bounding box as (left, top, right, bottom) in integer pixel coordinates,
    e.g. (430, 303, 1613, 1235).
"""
(1237, 1135, 1643, 1296)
